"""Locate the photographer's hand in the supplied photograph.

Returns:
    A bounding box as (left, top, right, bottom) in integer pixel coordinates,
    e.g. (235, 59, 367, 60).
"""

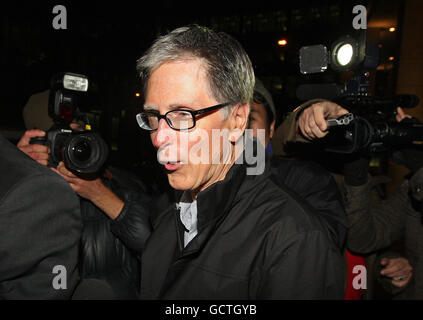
(396, 107, 412, 122)
(17, 129, 50, 166)
(298, 101, 349, 140)
(380, 257, 413, 288)
(52, 162, 124, 220)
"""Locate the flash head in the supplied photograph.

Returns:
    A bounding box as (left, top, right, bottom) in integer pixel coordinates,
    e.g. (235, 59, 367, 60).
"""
(63, 73, 89, 92)
(51, 72, 89, 92)
(48, 72, 89, 124)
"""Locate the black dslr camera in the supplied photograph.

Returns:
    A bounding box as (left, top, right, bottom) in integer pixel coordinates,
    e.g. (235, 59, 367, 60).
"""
(298, 33, 421, 154)
(30, 72, 108, 174)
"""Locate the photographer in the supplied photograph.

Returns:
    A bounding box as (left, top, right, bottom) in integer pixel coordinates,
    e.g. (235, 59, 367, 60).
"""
(251, 79, 348, 252)
(279, 102, 419, 299)
(18, 84, 152, 299)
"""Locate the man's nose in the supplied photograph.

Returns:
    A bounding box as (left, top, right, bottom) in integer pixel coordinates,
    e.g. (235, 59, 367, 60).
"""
(152, 118, 173, 149)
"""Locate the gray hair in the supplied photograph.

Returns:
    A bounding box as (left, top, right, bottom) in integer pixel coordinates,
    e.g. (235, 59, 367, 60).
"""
(136, 25, 255, 119)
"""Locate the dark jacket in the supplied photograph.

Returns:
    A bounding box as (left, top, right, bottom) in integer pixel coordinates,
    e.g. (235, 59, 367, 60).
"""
(270, 156, 348, 251)
(79, 167, 152, 299)
(0, 135, 82, 299)
(134, 161, 344, 299)
(341, 169, 423, 299)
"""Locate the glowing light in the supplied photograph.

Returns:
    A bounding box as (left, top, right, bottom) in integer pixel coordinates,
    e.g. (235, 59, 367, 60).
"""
(389, 27, 396, 32)
(389, 56, 395, 61)
(278, 39, 288, 46)
(336, 44, 353, 66)
(135, 93, 140, 97)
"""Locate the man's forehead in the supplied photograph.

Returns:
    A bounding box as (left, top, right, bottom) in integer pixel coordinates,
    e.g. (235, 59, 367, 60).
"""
(145, 62, 215, 111)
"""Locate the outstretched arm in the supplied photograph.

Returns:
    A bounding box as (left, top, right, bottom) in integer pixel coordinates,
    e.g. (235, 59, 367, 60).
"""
(272, 99, 348, 156)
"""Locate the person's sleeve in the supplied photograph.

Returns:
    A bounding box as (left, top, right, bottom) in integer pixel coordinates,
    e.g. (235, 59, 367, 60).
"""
(109, 190, 152, 254)
(0, 173, 82, 299)
(293, 163, 348, 249)
(302, 174, 348, 250)
(341, 178, 408, 254)
(272, 99, 327, 156)
(256, 228, 345, 299)
(272, 159, 348, 250)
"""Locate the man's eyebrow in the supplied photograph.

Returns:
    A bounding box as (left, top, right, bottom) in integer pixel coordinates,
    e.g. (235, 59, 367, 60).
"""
(143, 103, 195, 112)
(168, 103, 194, 110)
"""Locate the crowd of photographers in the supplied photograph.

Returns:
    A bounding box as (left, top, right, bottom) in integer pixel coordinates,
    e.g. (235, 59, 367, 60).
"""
(1, 24, 422, 300)
(279, 102, 422, 298)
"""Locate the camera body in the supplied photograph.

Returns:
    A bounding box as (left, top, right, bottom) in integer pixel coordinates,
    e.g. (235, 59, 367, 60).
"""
(298, 35, 420, 155)
(324, 117, 423, 154)
(30, 72, 109, 174)
(31, 127, 108, 174)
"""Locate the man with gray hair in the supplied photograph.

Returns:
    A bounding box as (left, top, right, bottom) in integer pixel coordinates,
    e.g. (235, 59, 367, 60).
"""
(125, 24, 344, 299)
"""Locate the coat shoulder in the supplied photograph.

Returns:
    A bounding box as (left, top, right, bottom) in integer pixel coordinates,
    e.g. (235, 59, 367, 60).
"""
(240, 174, 330, 237)
(0, 136, 73, 201)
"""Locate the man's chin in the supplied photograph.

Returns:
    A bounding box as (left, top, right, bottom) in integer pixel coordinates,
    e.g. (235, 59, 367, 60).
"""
(167, 173, 191, 191)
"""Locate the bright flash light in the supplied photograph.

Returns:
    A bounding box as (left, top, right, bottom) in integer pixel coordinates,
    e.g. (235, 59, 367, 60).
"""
(278, 39, 287, 46)
(63, 73, 89, 92)
(389, 56, 395, 61)
(389, 27, 396, 32)
(336, 43, 353, 66)
(135, 93, 140, 97)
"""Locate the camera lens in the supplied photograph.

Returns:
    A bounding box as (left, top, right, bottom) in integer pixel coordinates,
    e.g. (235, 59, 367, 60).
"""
(72, 140, 91, 162)
(64, 132, 108, 174)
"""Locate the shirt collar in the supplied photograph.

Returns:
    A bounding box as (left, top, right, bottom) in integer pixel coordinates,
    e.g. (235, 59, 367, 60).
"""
(178, 191, 197, 232)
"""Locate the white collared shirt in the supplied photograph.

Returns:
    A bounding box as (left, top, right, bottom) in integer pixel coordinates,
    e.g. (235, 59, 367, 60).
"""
(177, 192, 198, 247)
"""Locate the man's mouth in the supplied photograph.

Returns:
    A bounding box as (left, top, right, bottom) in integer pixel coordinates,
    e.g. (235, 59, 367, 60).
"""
(164, 161, 182, 171)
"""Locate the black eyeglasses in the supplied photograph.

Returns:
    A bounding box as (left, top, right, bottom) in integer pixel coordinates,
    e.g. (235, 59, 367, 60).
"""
(136, 102, 231, 131)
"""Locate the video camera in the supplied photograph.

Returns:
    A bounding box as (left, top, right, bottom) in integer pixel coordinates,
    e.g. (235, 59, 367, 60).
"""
(30, 72, 109, 174)
(297, 33, 421, 154)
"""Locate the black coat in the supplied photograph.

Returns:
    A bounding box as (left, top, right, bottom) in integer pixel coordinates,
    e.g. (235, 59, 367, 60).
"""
(270, 156, 348, 251)
(0, 135, 82, 299)
(137, 161, 344, 299)
(79, 167, 152, 299)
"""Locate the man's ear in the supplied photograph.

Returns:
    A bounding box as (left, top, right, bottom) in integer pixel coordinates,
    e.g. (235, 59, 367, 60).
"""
(229, 103, 250, 142)
(269, 120, 276, 139)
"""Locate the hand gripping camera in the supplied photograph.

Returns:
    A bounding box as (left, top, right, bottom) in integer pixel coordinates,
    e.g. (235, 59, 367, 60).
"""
(298, 32, 421, 155)
(30, 73, 108, 174)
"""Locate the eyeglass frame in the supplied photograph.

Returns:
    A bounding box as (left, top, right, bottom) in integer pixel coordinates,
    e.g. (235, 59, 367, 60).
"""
(136, 102, 232, 131)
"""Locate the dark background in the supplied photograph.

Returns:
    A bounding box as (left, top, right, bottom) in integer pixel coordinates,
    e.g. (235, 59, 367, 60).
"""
(1, 0, 404, 171)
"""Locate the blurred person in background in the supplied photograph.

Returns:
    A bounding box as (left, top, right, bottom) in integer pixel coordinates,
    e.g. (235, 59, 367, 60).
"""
(0, 132, 82, 299)
(279, 101, 417, 299)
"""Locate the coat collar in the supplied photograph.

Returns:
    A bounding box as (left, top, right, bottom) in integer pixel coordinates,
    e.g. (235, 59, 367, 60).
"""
(177, 153, 271, 259)
(185, 136, 268, 234)
(174, 162, 246, 257)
